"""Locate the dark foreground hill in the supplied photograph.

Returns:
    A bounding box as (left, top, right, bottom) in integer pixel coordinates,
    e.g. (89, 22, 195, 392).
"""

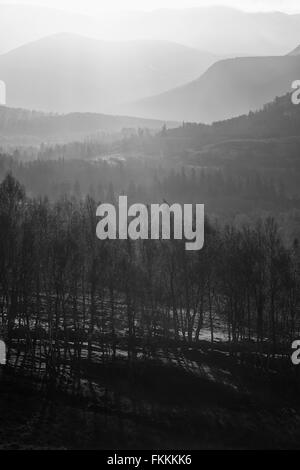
(1, 340, 299, 450)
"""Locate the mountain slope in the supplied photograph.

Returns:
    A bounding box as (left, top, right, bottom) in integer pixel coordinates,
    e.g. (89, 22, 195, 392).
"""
(125, 55, 300, 123)
(0, 33, 218, 114)
(288, 45, 300, 56)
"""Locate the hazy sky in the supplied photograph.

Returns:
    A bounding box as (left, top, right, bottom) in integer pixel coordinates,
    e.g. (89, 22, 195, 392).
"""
(1, 0, 300, 14)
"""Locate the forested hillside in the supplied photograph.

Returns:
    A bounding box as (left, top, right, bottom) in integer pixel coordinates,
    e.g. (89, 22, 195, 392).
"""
(167, 93, 300, 143)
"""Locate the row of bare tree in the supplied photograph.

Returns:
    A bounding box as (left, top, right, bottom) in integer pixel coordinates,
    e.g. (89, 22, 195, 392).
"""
(0, 173, 299, 380)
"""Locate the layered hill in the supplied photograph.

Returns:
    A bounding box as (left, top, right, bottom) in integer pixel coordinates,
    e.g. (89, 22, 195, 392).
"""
(0, 105, 176, 145)
(0, 33, 217, 114)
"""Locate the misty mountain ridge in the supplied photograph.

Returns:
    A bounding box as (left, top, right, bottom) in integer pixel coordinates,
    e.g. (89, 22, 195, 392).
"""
(3, 4, 300, 56)
(0, 32, 218, 114)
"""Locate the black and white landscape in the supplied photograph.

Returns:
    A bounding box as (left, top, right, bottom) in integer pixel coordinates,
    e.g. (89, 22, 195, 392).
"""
(0, 0, 300, 452)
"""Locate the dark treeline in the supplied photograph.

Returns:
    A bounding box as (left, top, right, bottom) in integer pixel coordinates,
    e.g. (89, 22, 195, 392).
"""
(0, 152, 293, 209)
(1, 151, 299, 244)
(0, 173, 299, 385)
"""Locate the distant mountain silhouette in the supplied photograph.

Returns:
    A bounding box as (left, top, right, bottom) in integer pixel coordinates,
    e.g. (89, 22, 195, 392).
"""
(125, 54, 300, 123)
(2, 4, 300, 56)
(0, 4, 102, 54)
(0, 33, 218, 114)
(123, 7, 300, 56)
